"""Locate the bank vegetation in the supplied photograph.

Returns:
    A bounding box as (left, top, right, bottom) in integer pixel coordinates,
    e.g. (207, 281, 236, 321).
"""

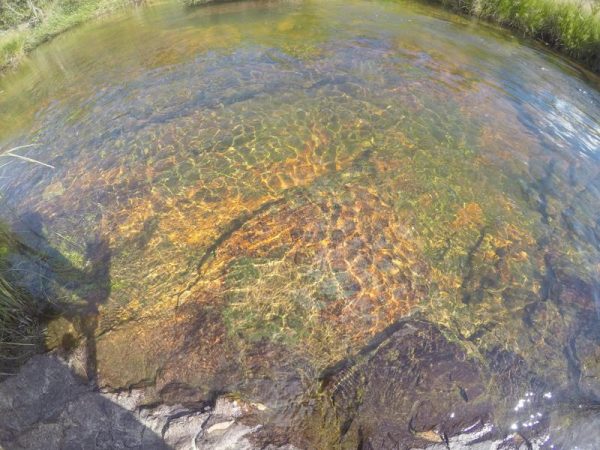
(0, 0, 138, 70)
(437, 0, 600, 73)
(1, 0, 599, 72)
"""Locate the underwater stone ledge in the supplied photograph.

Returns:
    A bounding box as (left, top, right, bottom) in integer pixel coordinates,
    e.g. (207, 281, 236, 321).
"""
(3, 320, 598, 449)
(3, 314, 600, 449)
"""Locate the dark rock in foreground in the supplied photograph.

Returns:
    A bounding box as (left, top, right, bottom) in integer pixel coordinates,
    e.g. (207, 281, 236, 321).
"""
(1, 320, 598, 449)
(0, 355, 168, 449)
(0, 354, 292, 450)
(319, 319, 497, 448)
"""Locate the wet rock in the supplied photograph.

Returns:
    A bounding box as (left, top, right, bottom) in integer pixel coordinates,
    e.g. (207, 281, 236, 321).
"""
(0, 355, 168, 450)
(320, 319, 494, 448)
(316, 320, 564, 449)
(164, 411, 210, 449)
(574, 332, 600, 401)
(485, 347, 550, 402)
(420, 422, 503, 449)
(547, 407, 600, 449)
(109, 390, 292, 450)
(196, 421, 259, 450)
(0, 354, 295, 450)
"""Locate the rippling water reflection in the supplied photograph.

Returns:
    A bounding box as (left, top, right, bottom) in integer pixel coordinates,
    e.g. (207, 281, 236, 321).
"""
(1, 0, 599, 446)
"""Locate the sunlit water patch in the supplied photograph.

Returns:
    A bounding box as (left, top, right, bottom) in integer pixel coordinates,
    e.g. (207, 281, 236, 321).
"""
(0, 0, 599, 447)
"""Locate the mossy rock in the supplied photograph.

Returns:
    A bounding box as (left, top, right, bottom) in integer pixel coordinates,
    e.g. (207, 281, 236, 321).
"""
(45, 316, 82, 351)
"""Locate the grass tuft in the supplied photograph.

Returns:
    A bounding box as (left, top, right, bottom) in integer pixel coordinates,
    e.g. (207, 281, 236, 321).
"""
(0, 224, 41, 375)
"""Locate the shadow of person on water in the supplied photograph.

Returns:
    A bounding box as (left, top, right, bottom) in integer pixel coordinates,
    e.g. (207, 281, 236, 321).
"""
(0, 212, 174, 449)
(8, 211, 111, 385)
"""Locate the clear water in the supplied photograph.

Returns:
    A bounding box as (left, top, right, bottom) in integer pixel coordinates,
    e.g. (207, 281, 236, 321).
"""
(0, 0, 599, 446)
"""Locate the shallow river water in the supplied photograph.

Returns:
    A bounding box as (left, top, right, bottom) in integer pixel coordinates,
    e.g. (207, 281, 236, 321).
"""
(1, 0, 600, 447)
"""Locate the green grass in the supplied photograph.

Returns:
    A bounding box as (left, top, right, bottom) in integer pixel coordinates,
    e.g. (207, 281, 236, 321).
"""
(0, 29, 25, 68)
(0, 225, 40, 375)
(435, 0, 600, 72)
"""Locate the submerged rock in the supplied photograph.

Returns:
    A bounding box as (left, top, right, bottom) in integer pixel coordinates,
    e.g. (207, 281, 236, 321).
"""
(573, 333, 600, 402)
(318, 319, 495, 448)
(3, 323, 599, 449)
(547, 407, 600, 450)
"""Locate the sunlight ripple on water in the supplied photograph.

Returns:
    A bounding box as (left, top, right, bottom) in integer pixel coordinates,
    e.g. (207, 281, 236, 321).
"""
(0, 0, 599, 446)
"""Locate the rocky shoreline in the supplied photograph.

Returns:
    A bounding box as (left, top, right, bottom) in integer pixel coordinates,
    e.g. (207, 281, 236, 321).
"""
(2, 319, 599, 449)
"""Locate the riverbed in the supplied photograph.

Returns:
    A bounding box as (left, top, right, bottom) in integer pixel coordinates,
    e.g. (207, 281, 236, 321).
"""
(1, 0, 599, 447)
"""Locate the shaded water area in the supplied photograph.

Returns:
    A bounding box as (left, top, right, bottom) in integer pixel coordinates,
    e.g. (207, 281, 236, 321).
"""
(1, 0, 600, 447)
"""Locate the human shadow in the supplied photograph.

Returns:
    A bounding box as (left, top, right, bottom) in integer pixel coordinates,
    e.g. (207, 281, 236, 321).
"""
(0, 213, 174, 449)
(7, 211, 111, 385)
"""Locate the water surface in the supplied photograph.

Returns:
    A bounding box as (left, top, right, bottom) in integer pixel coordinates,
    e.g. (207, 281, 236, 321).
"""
(1, 0, 600, 446)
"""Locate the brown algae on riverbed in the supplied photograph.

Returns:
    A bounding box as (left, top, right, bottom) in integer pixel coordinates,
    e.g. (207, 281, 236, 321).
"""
(1, 0, 600, 446)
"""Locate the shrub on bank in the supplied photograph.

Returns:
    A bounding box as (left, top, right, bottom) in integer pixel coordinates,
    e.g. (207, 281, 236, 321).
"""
(0, 0, 48, 30)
